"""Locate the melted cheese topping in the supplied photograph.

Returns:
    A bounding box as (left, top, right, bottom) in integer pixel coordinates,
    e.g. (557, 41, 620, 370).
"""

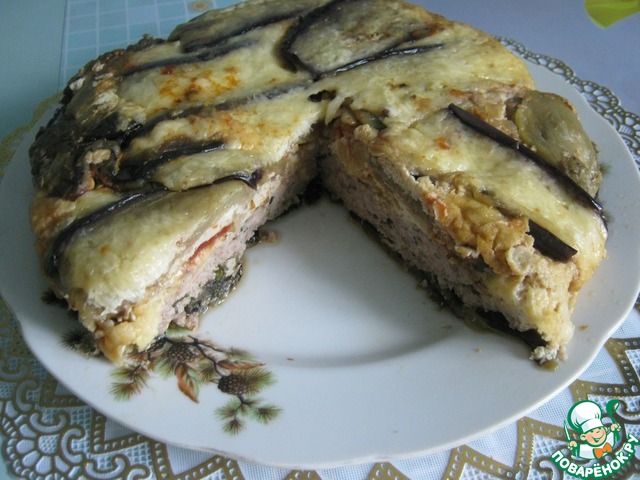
(61, 182, 251, 313)
(119, 21, 308, 118)
(73, 6, 605, 307)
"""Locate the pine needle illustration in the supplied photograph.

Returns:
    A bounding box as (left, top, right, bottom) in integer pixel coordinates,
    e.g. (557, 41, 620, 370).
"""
(76, 327, 284, 434)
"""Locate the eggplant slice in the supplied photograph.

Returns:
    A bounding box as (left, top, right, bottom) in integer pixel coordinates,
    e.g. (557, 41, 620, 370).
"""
(513, 91, 602, 197)
(170, 0, 330, 52)
(281, 0, 437, 76)
(448, 103, 604, 218)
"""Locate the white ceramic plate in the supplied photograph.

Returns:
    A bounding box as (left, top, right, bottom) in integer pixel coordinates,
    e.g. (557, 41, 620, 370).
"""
(1, 60, 639, 469)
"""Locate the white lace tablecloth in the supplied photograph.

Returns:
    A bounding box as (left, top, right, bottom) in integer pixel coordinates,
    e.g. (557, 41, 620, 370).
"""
(1, 1, 639, 478)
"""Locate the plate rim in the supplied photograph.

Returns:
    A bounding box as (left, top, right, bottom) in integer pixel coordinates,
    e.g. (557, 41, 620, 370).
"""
(1, 43, 639, 469)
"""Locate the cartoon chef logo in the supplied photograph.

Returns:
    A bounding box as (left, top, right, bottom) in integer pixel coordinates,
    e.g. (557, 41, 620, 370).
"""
(551, 399, 639, 480)
(565, 400, 621, 460)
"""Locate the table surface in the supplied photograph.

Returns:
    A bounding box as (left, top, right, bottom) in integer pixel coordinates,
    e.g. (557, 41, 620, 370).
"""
(0, 1, 639, 479)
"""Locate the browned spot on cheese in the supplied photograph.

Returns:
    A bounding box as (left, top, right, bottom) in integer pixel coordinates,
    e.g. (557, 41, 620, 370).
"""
(435, 136, 450, 150)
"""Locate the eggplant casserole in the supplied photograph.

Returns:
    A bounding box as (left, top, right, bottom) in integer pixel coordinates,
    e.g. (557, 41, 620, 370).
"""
(29, 0, 607, 365)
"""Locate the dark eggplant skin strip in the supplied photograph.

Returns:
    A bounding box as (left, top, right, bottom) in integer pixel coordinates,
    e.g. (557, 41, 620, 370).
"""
(325, 44, 444, 78)
(119, 140, 226, 181)
(477, 309, 547, 351)
(83, 113, 143, 144)
(448, 103, 605, 221)
(214, 80, 313, 111)
(179, 12, 300, 53)
(119, 106, 207, 150)
(213, 169, 264, 190)
(121, 40, 255, 77)
(528, 220, 577, 262)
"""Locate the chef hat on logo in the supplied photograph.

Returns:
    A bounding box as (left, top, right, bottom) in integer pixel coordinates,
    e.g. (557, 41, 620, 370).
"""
(568, 400, 604, 434)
